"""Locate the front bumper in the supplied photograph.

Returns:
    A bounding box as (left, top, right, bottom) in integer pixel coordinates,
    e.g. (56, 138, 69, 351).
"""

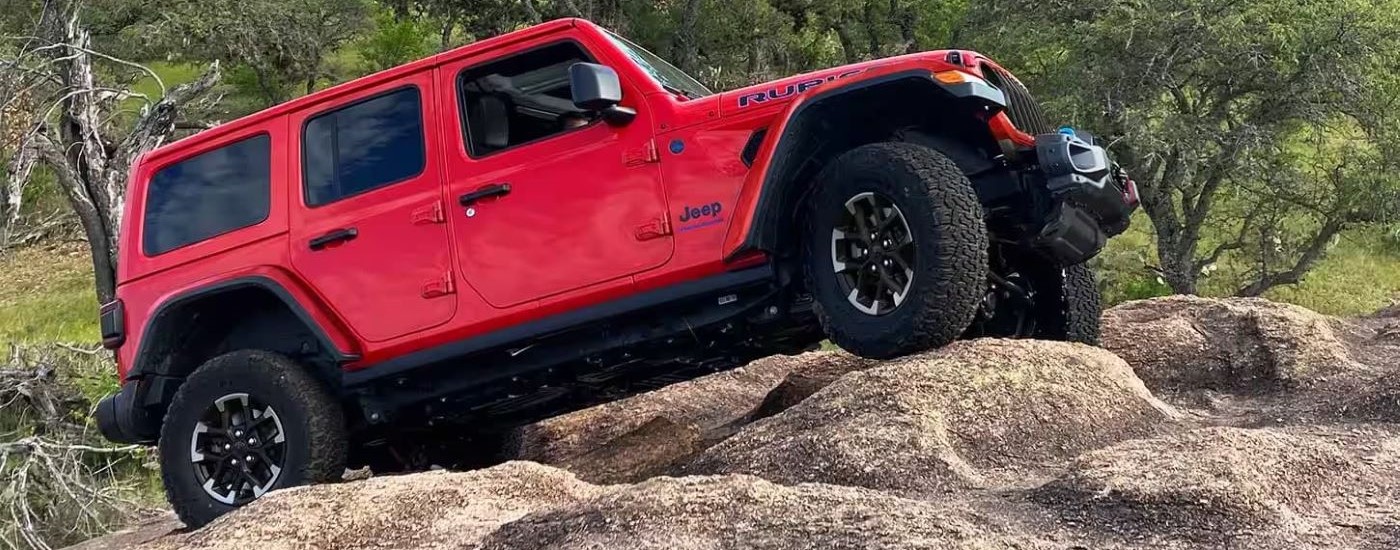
(1027, 131, 1138, 265)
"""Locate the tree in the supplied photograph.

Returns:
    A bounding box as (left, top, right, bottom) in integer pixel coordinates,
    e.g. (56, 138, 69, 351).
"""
(2, 0, 220, 303)
(148, 0, 370, 107)
(967, 0, 1400, 295)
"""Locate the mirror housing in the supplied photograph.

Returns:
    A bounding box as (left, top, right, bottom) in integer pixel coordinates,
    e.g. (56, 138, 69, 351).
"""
(569, 62, 635, 125)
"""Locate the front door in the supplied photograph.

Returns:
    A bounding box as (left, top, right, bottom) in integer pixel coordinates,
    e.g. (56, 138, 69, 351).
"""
(438, 39, 672, 308)
(288, 73, 456, 342)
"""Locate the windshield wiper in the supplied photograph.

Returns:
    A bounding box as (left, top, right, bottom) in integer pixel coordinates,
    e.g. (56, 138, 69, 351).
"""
(661, 82, 695, 99)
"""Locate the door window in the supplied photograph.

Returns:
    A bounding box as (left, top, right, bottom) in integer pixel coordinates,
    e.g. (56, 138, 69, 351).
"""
(458, 42, 596, 157)
(303, 86, 426, 206)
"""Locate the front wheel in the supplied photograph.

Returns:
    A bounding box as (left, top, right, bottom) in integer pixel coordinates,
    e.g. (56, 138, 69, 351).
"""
(804, 142, 989, 359)
(158, 350, 346, 528)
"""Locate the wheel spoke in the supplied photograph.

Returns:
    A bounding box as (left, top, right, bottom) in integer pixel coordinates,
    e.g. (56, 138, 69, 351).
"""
(193, 393, 288, 506)
(237, 464, 263, 488)
(877, 211, 900, 231)
(878, 268, 902, 295)
(891, 251, 913, 274)
(834, 192, 914, 317)
(851, 208, 873, 244)
(210, 459, 234, 490)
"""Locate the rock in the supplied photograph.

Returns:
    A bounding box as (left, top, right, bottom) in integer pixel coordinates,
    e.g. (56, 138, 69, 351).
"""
(136, 462, 598, 550)
(1336, 371, 1400, 422)
(1035, 426, 1396, 534)
(477, 475, 1050, 550)
(63, 513, 182, 550)
(556, 417, 704, 484)
(684, 339, 1181, 495)
(1102, 296, 1357, 391)
(519, 350, 873, 465)
(748, 351, 878, 420)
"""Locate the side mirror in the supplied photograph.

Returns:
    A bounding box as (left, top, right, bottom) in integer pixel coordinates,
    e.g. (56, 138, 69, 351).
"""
(569, 62, 636, 125)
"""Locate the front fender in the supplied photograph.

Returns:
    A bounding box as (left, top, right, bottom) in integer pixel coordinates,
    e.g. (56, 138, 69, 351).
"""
(721, 69, 1005, 260)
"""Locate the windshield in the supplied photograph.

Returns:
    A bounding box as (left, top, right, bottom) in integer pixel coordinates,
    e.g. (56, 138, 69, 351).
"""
(605, 32, 713, 100)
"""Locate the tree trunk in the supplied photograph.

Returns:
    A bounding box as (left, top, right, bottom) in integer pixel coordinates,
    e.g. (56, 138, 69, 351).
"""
(833, 21, 860, 64)
(6, 6, 221, 306)
(889, 0, 916, 53)
(669, 0, 705, 73)
(521, 0, 543, 24)
(440, 11, 458, 50)
(1235, 219, 1345, 297)
(862, 3, 883, 57)
(1, 138, 35, 248)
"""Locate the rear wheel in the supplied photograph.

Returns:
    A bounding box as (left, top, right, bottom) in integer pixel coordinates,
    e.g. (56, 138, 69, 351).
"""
(966, 253, 1101, 345)
(159, 350, 346, 528)
(804, 142, 988, 359)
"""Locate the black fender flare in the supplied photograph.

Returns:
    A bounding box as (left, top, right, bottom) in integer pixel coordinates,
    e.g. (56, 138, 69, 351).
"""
(730, 70, 1006, 259)
(127, 275, 358, 381)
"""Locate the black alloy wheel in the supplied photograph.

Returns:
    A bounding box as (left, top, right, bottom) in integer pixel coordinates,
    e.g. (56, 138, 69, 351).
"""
(188, 393, 288, 506)
(831, 191, 916, 316)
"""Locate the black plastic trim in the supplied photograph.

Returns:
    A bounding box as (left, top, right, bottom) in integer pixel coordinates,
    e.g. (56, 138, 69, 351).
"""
(127, 276, 358, 381)
(344, 265, 775, 387)
(740, 128, 767, 168)
(99, 299, 126, 349)
(938, 80, 1007, 107)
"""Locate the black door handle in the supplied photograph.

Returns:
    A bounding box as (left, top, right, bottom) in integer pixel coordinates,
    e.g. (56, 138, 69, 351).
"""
(308, 227, 358, 250)
(459, 183, 511, 206)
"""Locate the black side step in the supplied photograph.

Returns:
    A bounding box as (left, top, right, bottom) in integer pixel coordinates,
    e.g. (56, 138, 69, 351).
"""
(343, 265, 775, 388)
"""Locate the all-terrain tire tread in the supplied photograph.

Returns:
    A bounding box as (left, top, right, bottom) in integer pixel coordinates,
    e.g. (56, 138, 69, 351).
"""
(804, 142, 989, 359)
(1058, 263, 1102, 345)
(159, 350, 346, 528)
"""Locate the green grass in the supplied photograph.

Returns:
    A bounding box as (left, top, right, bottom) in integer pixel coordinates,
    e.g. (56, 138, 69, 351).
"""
(128, 61, 208, 106)
(1263, 228, 1400, 315)
(1095, 215, 1400, 315)
(0, 242, 100, 346)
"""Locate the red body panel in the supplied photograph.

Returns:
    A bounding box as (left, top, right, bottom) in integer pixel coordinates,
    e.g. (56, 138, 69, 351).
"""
(112, 18, 1038, 380)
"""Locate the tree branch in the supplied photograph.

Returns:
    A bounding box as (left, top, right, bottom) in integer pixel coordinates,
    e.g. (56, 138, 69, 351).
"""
(1235, 218, 1345, 296)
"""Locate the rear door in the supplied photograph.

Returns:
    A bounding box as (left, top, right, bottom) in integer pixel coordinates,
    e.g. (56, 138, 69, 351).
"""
(438, 39, 673, 308)
(288, 72, 456, 342)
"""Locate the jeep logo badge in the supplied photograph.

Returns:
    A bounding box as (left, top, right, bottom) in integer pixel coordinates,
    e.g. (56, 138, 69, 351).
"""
(677, 202, 725, 232)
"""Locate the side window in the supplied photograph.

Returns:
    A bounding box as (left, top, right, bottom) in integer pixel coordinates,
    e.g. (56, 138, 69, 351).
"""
(459, 42, 595, 156)
(143, 134, 271, 255)
(303, 87, 426, 206)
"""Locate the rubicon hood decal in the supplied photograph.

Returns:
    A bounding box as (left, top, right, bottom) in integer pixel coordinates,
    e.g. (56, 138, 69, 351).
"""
(735, 69, 865, 108)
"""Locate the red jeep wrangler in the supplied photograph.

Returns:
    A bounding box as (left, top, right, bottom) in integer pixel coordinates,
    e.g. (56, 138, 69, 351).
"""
(95, 18, 1136, 526)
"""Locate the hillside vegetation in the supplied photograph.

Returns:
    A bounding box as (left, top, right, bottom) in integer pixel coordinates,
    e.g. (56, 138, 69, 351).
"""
(2, 1, 1399, 548)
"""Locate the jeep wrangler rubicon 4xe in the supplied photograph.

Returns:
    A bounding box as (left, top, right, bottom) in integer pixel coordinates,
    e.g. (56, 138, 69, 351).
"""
(95, 18, 1137, 527)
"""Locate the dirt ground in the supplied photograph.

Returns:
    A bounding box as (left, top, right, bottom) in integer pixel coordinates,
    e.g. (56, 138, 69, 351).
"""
(71, 296, 1400, 550)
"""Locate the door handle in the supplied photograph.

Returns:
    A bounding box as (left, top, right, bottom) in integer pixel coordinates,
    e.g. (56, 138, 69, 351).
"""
(459, 183, 511, 206)
(308, 227, 358, 251)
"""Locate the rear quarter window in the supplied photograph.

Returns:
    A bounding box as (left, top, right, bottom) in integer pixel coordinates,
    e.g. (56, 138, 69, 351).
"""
(143, 134, 272, 256)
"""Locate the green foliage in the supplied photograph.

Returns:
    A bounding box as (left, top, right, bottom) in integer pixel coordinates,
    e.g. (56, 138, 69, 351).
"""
(964, 0, 1400, 296)
(145, 0, 373, 108)
(1093, 214, 1174, 305)
(358, 9, 436, 72)
(1263, 228, 1400, 315)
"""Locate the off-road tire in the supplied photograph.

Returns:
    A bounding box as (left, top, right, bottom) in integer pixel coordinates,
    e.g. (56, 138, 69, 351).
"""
(158, 350, 346, 528)
(804, 142, 988, 359)
(968, 260, 1101, 345)
(1035, 262, 1101, 345)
